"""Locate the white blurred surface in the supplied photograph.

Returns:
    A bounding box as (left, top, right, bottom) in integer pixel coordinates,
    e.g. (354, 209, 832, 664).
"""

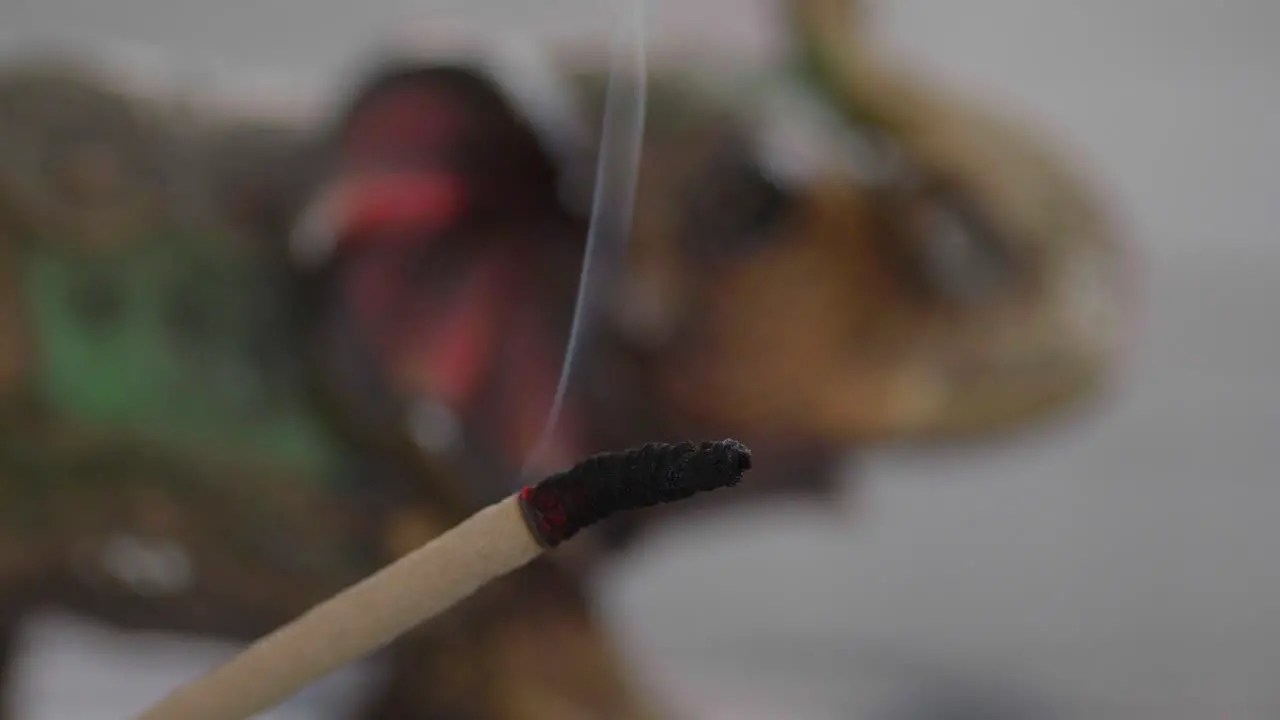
(2, 1, 1279, 718)
(9, 614, 382, 720)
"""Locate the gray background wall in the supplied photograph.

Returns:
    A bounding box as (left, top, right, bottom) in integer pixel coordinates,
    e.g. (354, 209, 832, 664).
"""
(2, 1, 1278, 717)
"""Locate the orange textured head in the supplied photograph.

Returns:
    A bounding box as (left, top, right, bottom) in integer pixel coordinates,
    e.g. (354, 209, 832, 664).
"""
(604, 6, 1133, 447)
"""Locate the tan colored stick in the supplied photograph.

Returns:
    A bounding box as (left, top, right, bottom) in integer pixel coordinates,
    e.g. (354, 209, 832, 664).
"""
(137, 495, 540, 720)
(135, 439, 750, 720)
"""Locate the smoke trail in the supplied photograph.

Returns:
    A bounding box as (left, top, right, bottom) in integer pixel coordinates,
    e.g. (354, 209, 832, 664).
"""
(520, 0, 648, 477)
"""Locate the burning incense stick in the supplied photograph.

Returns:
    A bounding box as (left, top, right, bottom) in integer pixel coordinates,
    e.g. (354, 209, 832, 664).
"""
(137, 439, 751, 720)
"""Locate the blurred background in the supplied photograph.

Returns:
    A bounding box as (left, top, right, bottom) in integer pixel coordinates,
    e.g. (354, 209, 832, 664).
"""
(1, 0, 1278, 718)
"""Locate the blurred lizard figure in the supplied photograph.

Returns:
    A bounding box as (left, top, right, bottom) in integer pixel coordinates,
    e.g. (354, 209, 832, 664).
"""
(0, 1, 1131, 717)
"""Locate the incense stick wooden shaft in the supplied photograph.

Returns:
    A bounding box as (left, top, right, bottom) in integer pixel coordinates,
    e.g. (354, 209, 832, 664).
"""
(137, 495, 541, 720)
(137, 439, 752, 720)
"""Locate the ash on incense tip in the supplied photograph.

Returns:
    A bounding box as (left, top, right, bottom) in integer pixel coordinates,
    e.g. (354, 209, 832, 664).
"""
(518, 439, 752, 548)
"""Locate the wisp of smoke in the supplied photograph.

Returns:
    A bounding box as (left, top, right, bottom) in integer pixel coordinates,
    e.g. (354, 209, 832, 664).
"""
(521, 0, 649, 477)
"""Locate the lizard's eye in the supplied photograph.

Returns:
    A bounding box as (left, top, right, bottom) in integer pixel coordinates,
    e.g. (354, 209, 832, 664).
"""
(683, 151, 794, 261)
